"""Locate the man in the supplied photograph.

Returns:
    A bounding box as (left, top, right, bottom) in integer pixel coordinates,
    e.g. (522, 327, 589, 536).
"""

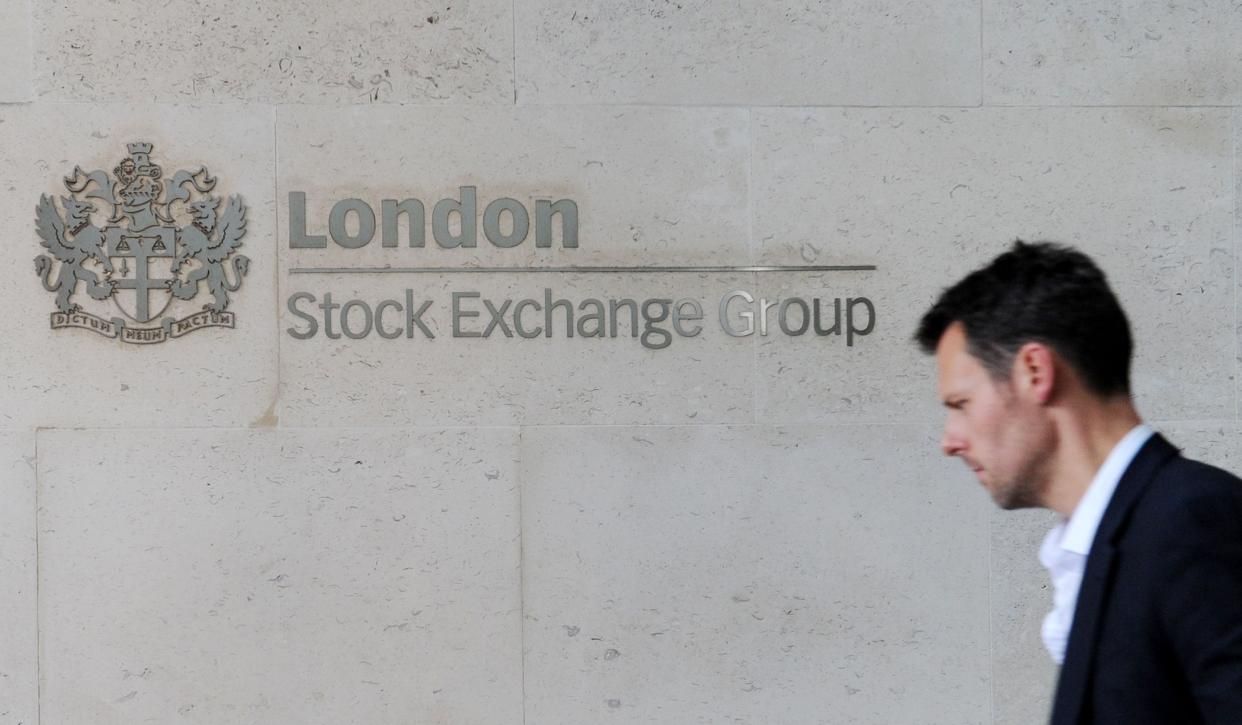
(916, 241, 1242, 724)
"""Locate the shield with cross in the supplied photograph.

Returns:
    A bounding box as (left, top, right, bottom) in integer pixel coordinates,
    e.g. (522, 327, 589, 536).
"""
(105, 224, 177, 323)
(35, 141, 249, 343)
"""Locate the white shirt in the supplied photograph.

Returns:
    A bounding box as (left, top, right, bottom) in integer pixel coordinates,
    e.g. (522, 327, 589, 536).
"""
(1038, 424, 1154, 664)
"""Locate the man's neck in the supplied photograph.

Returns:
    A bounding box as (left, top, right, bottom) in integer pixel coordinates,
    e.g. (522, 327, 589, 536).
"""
(1042, 398, 1143, 518)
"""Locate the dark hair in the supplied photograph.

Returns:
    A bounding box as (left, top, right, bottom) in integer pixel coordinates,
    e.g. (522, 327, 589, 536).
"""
(915, 240, 1133, 396)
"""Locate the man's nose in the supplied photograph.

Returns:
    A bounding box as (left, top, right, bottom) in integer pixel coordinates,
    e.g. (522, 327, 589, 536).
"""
(941, 426, 964, 457)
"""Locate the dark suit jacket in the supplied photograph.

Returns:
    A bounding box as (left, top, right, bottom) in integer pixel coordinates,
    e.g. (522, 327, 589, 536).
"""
(1050, 433, 1242, 724)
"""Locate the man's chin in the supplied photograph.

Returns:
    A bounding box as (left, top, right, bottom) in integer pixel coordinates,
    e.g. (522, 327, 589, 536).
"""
(996, 498, 1039, 511)
(990, 487, 1040, 511)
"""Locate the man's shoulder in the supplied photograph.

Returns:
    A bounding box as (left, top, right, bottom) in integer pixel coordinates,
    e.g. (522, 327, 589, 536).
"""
(1149, 450, 1242, 501)
(1128, 447, 1242, 546)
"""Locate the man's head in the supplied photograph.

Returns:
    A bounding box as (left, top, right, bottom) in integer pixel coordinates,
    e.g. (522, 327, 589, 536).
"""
(916, 241, 1135, 509)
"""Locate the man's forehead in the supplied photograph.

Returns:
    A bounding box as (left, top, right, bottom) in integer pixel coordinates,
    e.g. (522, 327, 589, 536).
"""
(935, 323, 986, 391)
(935, 322, 972, 368)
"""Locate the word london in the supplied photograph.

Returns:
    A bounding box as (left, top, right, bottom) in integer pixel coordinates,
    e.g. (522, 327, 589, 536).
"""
(289, 189, 578, 249)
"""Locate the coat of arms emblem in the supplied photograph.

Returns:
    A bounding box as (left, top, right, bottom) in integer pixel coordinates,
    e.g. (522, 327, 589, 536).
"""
(34, 142, 250, 344)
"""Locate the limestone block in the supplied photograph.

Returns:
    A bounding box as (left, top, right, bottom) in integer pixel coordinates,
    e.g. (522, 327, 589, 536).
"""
(989, 508, 1059, 725)
(280, 271, 757, 426)
(515, 0, 981, 106)
(1162, 422, 1242, 472)
(521, 424, 991, 724)
(33, 0, 512, 104)
(37, 427, 522, 725)
(0, 431, 37, 725)
(751, 107, 1234, 425)
(278, 106, 754, 426)
(1237, 109, 1242, 423)
(0, 104, 277, 428)
(0, 0, 31, 102)
(986, 0, 1242, 105)
(278, 105, 750, 267)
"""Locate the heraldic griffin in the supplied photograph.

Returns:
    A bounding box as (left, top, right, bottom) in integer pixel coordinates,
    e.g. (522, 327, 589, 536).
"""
(171, 196, 250, 313)
(34, 195, 115, 313)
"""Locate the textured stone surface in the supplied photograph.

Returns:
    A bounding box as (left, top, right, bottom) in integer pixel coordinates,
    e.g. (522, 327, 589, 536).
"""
(37, 427, 522, 725)
(279, 105, 750, 267)
(281, 272, 757, 426)
(0, 104, 278, 428)
(33, 0, 512, 104)
(522, 424, 991, 724)
(4, 1, 1241, 721)
(1162, 422, 1242, 470)
(986, 1, 1242, 105)
(752, 107, 1234, 425)
(989, 507, 1059, 725)
(279, 106, 754, 426)
(0, 431, 37, 725)
(516, 0, 981, 106)
(0, 0, 31, 102)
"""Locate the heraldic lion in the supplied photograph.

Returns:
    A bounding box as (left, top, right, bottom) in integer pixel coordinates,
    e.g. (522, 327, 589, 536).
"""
(34, 195, 115, 313)
(172, 195, 250, 313)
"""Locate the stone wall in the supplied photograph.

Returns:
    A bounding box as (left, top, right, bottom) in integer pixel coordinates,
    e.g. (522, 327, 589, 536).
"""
(2, 1, 1239, 722)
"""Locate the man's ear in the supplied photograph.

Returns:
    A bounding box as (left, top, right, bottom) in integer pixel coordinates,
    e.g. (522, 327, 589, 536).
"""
(1012, 341, 1056, 404)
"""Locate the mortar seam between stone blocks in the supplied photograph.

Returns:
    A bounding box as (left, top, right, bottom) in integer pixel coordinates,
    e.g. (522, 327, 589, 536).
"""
(747, 108, 758, 425)
(987, 494, 995, 725)
(26, 421, 965, 433)
(19, 100, 1242, 110)
(511, 0, 517, 104)
(1233, 108, 1238, 423)
(518, 425, 527, 725)
(273, 104, 282, 429)
(34, 426, 42, 725)
(978, 0, 984, 107)
(25, 0, 34, 102)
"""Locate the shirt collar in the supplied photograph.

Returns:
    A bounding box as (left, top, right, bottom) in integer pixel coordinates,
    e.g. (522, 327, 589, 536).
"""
(1060, 424, 1155, 556)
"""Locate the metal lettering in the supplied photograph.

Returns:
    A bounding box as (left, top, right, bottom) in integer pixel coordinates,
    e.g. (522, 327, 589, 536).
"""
(405, 290, 435, 339)
(375, 299, 403, 339)
(340, 299, 374, 339)
(286, 292, 318, 339)
(609, 298, 638, 337)
(544, 288, 574, 338)
(432, 186, 477, 248)
(535, 199, 579, 248)
(720, 290, 754, 337)
(513, 298, 542, 338)
(452, 291, 481, 337)
(318, 292, 341, 339)
(482, 198, 529, 248)
(672, 298, 703, 337)
(289, 192, 327, 248)
(779, 297, 810, 336)
(329, 198, 376, 249)
(846, 297, 875, 346)
(483, 298, 514, 338)
(381, 198, 426, 248)
(813, 298, 841, 336)
(576, 298, 605, 337)
(640, 299, 672, 350)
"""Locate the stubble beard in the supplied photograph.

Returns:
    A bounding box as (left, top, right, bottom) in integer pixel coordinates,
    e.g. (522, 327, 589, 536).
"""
(990, 448, 1050, 511)
(991, 475, 1043, 510)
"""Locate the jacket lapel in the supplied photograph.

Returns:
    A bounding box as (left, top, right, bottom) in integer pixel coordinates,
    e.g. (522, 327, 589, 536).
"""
(1049, 433, 1179, 725)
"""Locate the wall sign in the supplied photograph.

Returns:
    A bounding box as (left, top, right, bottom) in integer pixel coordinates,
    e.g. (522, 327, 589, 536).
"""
(34, 142, 250, 344)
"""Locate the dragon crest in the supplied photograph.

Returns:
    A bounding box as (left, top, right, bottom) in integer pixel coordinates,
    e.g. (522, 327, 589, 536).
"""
(35, 142, 250, 343)
(171, 195, 250, 313)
